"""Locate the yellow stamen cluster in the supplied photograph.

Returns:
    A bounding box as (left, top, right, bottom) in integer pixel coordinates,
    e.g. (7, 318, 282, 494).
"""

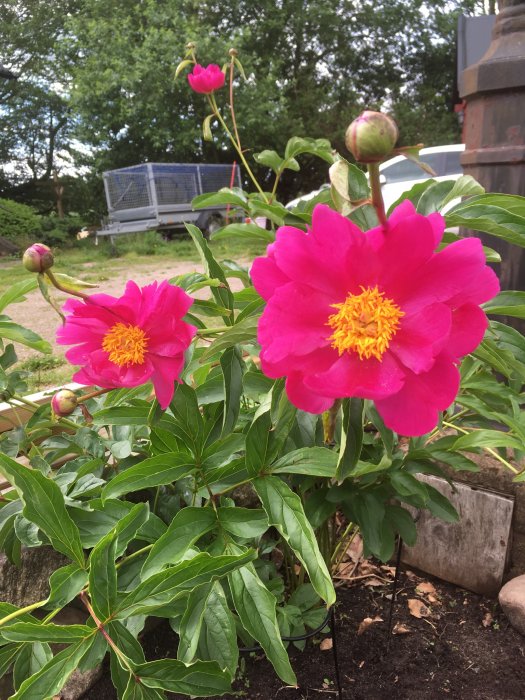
(102, 322, 149, 367)
(327, 285, 404, 361)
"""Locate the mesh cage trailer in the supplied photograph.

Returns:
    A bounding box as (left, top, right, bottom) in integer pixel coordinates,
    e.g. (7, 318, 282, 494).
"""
(96, 162, 241, 239)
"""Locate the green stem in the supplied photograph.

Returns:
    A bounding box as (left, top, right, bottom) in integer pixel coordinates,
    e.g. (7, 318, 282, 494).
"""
(196, 326, 231, 336)
(441, 420, 519, 474)
(115, 544, 154, 570)
(208, 94, 268, 202)
(0, 599, 46, 627)
(367, 163, 387, 228)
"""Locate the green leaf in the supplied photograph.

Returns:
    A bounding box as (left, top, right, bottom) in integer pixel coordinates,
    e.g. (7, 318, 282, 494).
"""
(385, 505, 417, 546)
(116, 550, 257, 618)
(348, 492, 385, 559)
(123, 678, 165, 700)
(211, 222, 274, 244)
(450, 429, 523, 452)
(254, 476, 335, 606)
(89, 530, 118, 619)
(228, 555, 296, 686)
(336, 398, 364, 483)
(0, 278, 37, 313)
(445, 195, 525, 247)
(10, 637, 94, 700)
(390, 470, 429, 501)
(134, 658, 232, 697)
(141, 507, 217, 579)
(271, 447, 338, 477)
(170, 383, 205, 454)
(439, 175, 484, 208)
(2, 622, 93, 644)
(91, 405, 150, 425)
(101, 453, 195, 501)
(416, 180, 455, 215)
(483, 291, 525, 319)
(192, 189, 249, 211)
(0, 643, 22, 677)
(217, 506, 269, 538)
(44, 563, 88, 610)
(0, 321, 51, 353)
(220, 346, 243, 436)
(185, 223, 234, 322)
(201, 316, 258, 361)
(245, 409, 278, 476)
(202, 113, 214, 142)
(424, 484, 459, 523)
(197, 582, 238, 679)
(284, 136, 334, 164)
(0, 454, 84, 568)
(177, 582, 213, 663)
(12, 643, 52, 692)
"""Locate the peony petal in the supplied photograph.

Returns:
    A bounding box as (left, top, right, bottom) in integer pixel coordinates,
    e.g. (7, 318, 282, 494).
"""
(257, 282, 333, 363)
(251, 250, 291, 301)
(285, 372, 335, 414)
(447, 303, 489, 359)
(306, 350, 405, 401)
(374, 354, 460, 436)
(149, 354, 185, 409)
(400, 237, 500, 311)
(389, 303, 452, 374)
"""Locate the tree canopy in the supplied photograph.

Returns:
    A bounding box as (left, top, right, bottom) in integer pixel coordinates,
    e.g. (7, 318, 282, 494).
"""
(0, 0, 485, 216)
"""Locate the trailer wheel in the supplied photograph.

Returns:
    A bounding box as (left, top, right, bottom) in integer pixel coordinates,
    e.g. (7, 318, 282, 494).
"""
(203, 214, 224, 239)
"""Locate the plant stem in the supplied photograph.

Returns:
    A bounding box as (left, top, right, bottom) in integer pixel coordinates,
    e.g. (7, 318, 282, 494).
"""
(0, 599, 46, 627)
(45, 269, 89, 300)
(330, 520, 356, 568)
(228, 59, 241, 152)
(115, 543, 154, 570)
(367, 163, 388, 228)
(208, 94, 268, 202)
(77, 388, 111, 404)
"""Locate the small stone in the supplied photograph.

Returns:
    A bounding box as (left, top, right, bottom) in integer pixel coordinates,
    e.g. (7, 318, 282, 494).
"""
(0, 547, 68, 606)
(498, 574, 525, 636)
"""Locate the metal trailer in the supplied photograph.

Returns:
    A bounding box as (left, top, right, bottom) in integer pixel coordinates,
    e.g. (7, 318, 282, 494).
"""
(95, 162, 241, 241)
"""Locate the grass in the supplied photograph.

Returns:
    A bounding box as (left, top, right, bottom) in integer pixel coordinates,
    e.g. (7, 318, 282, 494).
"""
(0, 231, 267, 296)
(17, 355, 73, 394)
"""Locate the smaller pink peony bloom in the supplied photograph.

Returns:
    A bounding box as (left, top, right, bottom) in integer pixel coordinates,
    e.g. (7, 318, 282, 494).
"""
(251, 202, 500, 436)
(188, 64, 225, 94)
(22, 243, 54, 273)
(56, 280, 197, 409)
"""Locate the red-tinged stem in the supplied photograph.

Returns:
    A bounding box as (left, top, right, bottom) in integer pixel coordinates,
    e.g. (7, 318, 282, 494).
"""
(45, 269, 90, 300)
(77, 388, 111, 404)
(80, 591, 141, 681)
(367, 163, 388, 228)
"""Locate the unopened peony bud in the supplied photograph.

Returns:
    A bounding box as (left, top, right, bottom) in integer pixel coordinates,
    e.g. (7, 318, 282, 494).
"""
(228, 48, 238, 57)
(345, 110, 398, 163)
(51, 389, 78, 417)
(22, 244, 54, 273)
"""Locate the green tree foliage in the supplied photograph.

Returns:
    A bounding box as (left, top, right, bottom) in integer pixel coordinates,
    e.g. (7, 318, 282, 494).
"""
(1, 0, 486, 208)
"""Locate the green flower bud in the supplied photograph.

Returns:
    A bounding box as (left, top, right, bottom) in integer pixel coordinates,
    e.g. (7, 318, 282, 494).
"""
(51, 389, 78, 417)
(22, 243, 54, 273)
(345, 110, 398, 163)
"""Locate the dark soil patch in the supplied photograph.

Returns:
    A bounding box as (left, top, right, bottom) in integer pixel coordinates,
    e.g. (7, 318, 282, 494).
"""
(84, 567, 525, 700)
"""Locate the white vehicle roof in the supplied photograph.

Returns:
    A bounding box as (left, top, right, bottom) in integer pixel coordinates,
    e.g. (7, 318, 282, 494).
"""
(379, 144, 465, 171)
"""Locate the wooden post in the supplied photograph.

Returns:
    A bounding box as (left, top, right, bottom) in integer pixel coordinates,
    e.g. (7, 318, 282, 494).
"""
(460, 1, 525, 311)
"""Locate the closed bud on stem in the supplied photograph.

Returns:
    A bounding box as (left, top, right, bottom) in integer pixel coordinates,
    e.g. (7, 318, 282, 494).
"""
(51, 389, 78, 417)
(185, 42, 196, 50)
(345, 110, 398, 163)
(228, 48, 238, 57)
(22, 244, 54, 273)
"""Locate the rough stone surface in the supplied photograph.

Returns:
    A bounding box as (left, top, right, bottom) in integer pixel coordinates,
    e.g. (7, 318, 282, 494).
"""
(499, 574, 525, 636)
(0, 546, 68, 606)
(59, 666, 104, 700)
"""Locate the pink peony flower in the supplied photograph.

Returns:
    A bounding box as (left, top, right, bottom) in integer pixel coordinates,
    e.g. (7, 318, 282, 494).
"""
(250, 202, 499, 436)
(56, 280, 197, 409)
(187, 64, 225, 94)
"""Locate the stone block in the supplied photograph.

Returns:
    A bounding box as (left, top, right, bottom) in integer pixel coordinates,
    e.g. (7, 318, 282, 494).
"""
(499, 575, 525, 636)
(0, 546, 68, 606)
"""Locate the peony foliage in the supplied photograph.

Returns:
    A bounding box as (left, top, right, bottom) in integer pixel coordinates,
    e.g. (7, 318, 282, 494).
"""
(0, 44, 523, 699)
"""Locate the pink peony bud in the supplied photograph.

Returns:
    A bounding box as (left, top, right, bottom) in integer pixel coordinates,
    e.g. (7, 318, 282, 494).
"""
(188, 64, 226, 94)
(345, 110, 399, 163)
(51, 389, 78, 417)
(22, 243, 54, 273)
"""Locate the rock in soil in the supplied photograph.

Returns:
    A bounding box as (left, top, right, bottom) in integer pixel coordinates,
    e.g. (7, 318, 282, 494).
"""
(499, 574, 525, 636)
(0, 546, 68, 606)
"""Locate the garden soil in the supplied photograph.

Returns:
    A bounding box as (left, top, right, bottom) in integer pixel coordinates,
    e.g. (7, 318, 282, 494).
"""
(84, 566, 525, 700)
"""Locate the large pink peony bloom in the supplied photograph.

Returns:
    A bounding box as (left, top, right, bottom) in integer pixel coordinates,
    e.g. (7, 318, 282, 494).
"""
(251, 202, 500, 436)
(56, 280, 197, 409)
(188, 64, 225, 94)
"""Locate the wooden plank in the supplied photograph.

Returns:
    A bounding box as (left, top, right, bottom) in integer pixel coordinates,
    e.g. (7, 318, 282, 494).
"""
(402, 474, 514, 596)
(0, 383, 86, 434)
